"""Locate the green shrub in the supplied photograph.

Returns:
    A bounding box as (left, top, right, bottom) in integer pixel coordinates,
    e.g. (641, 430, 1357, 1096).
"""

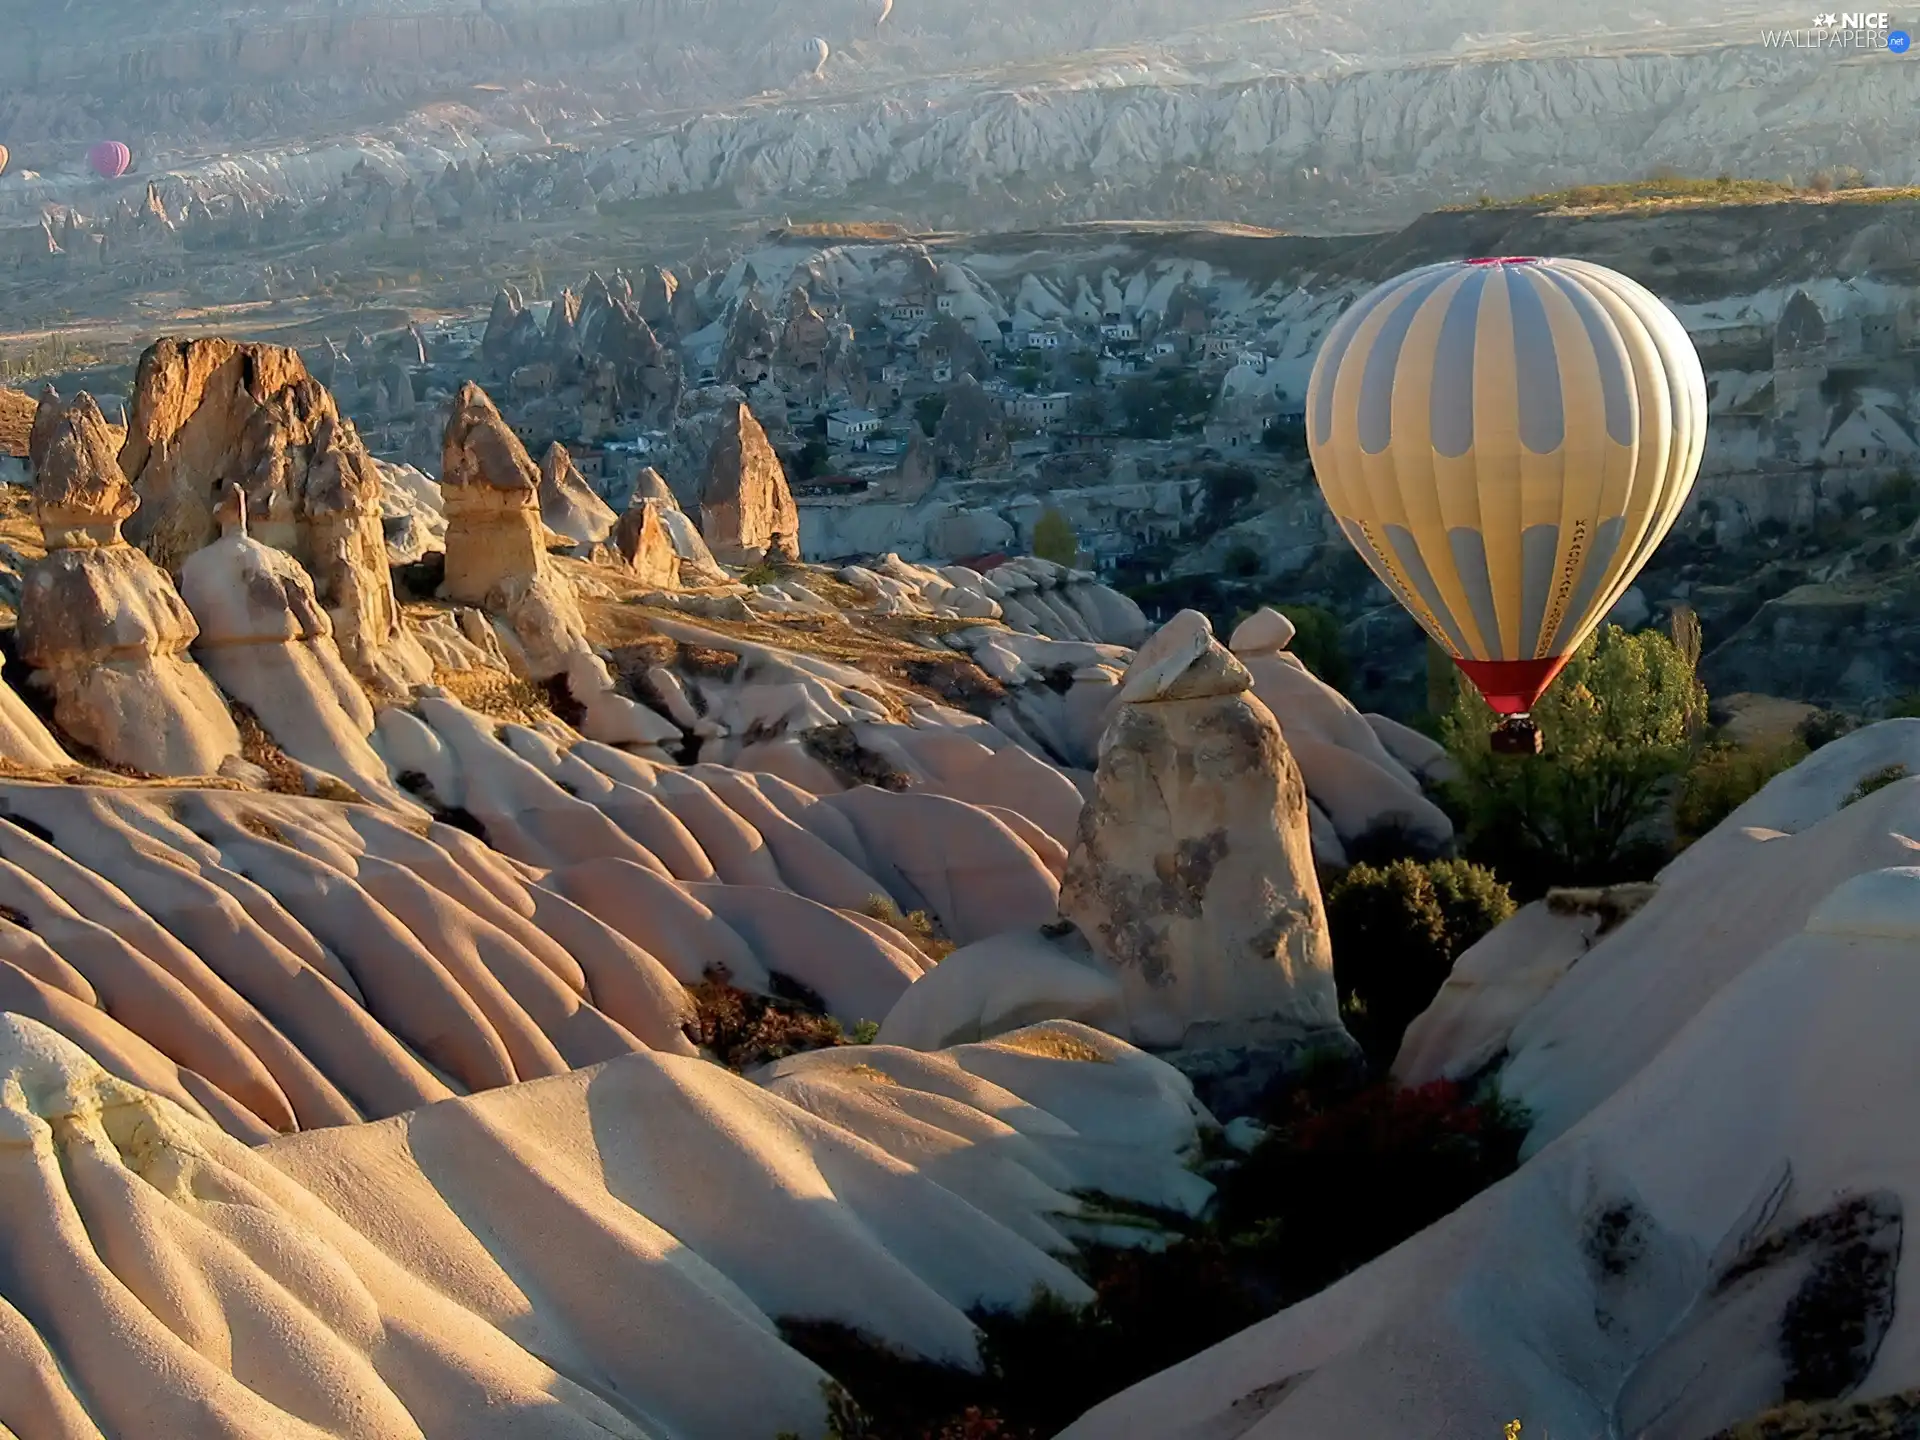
(1844, 764, 1909, 807)
(1325, 858, 1514, 1065)
(1674, 740, 1808, 844)
(1031, 508, 1080, 567)
(1798, 708, 1858, 751)
(1441, 624, 1706, 896)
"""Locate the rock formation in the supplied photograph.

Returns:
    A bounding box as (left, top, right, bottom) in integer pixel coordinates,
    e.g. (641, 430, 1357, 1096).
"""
(1228, 605, 1454, 863)
(720, 293, 780, 387)
(538, 441, 618, 549)
(698, 402, 799, 567)
(180, 486, 413, 807)
(439, 381, 554, 606)
(1059, 609, 1350, 1111)
(17, 391, 241, 775)
(116, 336, 430, 693)
(933, 374, 1010, 475)
(613, 466, 729, 589)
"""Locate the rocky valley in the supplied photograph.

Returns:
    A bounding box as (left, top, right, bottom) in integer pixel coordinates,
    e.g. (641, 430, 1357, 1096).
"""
(3, 4, 1920, 1437)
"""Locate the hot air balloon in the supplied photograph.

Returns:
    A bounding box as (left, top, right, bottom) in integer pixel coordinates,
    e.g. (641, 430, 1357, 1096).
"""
(0, 145, 9, 180)
(875, 0, 894, 28)
(808, 36, 831, 77)
(88, 141, 131, 180)
(1304, 256, 1706, 754)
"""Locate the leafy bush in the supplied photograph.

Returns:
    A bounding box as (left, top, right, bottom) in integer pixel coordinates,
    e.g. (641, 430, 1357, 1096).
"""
(914, 393, 948, 436)
(1798, 708, 1859, 751)
(1031, 508, 1080, 567)
(1325, 859, 1515, 1064)
(1674, 740, 1807, 844)
(1442, 624, 1706, 896)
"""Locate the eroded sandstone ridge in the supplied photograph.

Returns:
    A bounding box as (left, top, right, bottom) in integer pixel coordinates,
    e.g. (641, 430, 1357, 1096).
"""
(1060, 609, 1352, 1111)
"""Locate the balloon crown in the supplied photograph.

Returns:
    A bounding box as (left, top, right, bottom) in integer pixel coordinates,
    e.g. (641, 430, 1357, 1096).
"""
(1464, 255, 1543, 265)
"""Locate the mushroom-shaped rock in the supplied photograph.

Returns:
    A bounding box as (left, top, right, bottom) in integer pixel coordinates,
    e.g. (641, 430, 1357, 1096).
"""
(19, 391, 241, 776)
(439, 381, 551, 606)
(1228, 606, 1296, 655)
(698, 403, 799, 567)
(538, 442, 618, 549)
(1060, 609, 1352, 1114)
(117, 336, 429, 694)
(180, 487, 413, 807)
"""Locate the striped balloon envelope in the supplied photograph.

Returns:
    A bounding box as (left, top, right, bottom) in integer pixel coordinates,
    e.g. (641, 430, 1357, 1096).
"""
(1305, 256, 1706, 731)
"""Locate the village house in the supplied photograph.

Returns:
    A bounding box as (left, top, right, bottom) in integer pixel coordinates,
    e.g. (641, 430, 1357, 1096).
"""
(1201, 332, 1242, 361)
(825, 408, 883, 446)
(1022, 327, 1065, 351)
(935, 294, 957, 314)
(889, 299, 929, 324)
(1008, 391, 1072, 429)
(1099, 317, 1140, 343)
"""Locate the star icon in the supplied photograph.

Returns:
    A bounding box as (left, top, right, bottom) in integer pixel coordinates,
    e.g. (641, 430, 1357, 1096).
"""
(1821, 11, 1839, 23)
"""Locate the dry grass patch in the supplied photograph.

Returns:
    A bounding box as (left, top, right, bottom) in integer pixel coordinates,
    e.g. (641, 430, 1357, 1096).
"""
(861, 894, 957, 963)
(430, 667, 553, 726)
(230, 702, 312, 796)
(238, 811, 291, 846)
(993, 1028, 1111, 1063)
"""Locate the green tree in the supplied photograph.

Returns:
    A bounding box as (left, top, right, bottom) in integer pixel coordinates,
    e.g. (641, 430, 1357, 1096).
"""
(1064, 350, 1100, 385)
(1325, 859, 1515, 1066)
(793, 438, 831, 481)
(1032, 507, 1080, 567)
(1441, 623, 1706, 895)
(913, 392, 948, 436)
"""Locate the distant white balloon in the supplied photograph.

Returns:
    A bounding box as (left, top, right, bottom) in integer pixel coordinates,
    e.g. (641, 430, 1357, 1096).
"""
(808, 35, 831, 76)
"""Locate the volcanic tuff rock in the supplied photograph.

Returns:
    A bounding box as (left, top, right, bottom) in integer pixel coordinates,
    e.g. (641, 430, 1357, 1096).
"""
(180, 487, 412, 808)
(614, 465, 729, 587)
(439, 380, 552, 606)
(699, 401, 799, 566)
(1059, 610, 1351, 1113)
(538, 441, 619, 549)
(116, 336, 429, 693)
(933, 374, 1010, 476)
(18, 390, 241, 776)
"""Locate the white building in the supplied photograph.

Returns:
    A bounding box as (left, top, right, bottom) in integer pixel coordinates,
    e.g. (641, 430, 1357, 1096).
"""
(1100, 318, 1139, 342)
(889, 301, 929, 323)
(1022, 328, 1064, 351)
(935, 294, 957, 313)
(826, 409, 883, 445)
(1008, 391, 1072, 429)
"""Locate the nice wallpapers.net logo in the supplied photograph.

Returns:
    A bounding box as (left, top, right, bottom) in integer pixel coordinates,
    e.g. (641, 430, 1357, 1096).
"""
(1762, 11, 1910, 48)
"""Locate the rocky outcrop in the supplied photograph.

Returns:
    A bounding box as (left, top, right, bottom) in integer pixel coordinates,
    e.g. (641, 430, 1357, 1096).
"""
(116, 336, 429, 693)
(698, 402, 799, 567)
(612, 468, 729, 589)
(537, 442, 618, 549)
(439, 381, 552, 606)
(18, 391, 241, 776)
(1228, 605, 1454, 863)
(719, 294, 779, 387)
(933, 375, 1010, 476)
(1059, 609, 1351, 1112)
(181, 487, 414, 807)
